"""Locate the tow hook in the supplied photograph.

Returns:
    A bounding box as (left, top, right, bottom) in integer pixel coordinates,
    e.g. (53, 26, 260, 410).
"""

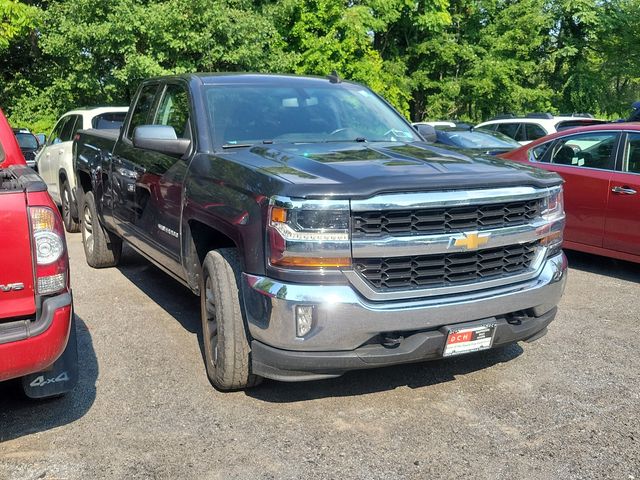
(381, 332, 403, 348)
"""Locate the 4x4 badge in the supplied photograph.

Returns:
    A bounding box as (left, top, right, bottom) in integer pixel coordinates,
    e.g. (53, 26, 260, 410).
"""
(449, 232, 491, 250)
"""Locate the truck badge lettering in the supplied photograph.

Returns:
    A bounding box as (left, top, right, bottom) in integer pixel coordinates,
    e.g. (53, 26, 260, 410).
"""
(0, 282, 25, 292)
(29, 372, 70, 387)
(157, 224, 179, 238)
(450, 232, 491, 250)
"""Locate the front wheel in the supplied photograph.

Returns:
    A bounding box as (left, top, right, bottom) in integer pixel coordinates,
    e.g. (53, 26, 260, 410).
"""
(61, 181, 80, 233)
(81, 190, 122, 268)
(200, 248, 262, 390)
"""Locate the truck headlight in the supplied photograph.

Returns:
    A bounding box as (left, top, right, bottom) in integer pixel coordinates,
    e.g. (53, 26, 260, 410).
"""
(541, 188, 564, 221)
(268, 197, 351, 268)
(539, 187, 565, 256)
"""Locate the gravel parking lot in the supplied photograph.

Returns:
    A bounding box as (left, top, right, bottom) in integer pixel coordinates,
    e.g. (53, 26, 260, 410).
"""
(1, 233, 639, 480)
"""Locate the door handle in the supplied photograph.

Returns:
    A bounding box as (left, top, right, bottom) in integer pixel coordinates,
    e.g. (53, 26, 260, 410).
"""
(58, 149, 64, 154)
(611, 186, 637, 195)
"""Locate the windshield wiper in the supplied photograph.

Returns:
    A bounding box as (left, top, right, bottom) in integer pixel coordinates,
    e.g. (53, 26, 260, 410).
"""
(221, 143, 255, 149)
(222, 139, 276, 149)
(322, 137, 367, 143)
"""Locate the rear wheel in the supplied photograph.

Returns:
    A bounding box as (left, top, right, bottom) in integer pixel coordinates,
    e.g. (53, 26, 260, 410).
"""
(81, 190, 122, 268)
(201, 248, 262, 390)
(61, 180, 80, 233)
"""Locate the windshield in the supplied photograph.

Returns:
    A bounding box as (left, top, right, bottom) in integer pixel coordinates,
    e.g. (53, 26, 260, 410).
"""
(205, 83, 419, 146)
(440, 129, 520, 149)
(15, 132, 39, 150)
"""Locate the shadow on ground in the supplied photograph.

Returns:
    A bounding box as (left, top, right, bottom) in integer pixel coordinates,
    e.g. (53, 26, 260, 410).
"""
(116, 245, 202, 356)
(565, 250, 639, 282)
(0, 316, 98, 442)
(114, 245, 526, 402)
(248, 343, 523, 403)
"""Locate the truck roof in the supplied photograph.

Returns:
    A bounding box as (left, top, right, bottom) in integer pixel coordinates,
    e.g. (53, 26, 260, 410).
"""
(146, 72, 362, 87)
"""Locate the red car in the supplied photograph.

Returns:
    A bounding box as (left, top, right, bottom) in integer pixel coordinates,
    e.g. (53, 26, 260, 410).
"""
(500, 123, 640, 263)
(0, 109, 78, 398)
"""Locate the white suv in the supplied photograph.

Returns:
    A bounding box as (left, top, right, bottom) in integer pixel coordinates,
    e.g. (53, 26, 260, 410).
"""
(476, 113, 606, 146)
(36, 106, 128, 232)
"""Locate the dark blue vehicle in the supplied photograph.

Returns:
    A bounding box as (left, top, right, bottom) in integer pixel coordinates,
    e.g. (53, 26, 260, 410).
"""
(434, 127, 521, 155)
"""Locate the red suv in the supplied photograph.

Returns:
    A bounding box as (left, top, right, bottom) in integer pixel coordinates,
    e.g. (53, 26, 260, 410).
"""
(500, 123, 640, 263)
(0, 110, 78, 398)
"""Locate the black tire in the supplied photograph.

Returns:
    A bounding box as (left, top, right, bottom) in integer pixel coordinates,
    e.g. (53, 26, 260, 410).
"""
(201, 248, 262, 390)
(61, 180, 80, 233)
(81, 190, 122, 268)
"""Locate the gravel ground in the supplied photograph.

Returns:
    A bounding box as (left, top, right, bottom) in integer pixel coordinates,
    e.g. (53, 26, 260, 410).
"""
(1, 233, 639, 480)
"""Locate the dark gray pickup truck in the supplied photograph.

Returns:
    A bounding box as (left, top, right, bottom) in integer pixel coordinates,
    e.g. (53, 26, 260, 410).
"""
(74, 73, 567, 390)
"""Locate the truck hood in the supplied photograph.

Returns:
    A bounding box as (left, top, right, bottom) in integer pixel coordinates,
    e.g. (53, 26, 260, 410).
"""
(230, 141, 561, 198)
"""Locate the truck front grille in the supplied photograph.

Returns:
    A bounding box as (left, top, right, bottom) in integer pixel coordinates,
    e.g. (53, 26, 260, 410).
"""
(354, 242, 538, 290)
(352, 199, 541, 236)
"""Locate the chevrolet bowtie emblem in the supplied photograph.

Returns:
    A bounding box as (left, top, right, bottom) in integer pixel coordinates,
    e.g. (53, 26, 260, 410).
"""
(451, 232, 491, 250)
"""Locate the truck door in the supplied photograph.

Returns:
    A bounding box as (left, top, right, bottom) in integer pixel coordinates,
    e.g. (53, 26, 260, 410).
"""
(132, 82, 192, 270)
(111, 83, 160, 231)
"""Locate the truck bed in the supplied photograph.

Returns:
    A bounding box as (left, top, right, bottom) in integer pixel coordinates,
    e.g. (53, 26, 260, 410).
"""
(0, 165, 47, 193)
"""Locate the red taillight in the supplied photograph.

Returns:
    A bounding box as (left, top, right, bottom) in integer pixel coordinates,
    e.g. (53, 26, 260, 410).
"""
(29, 207, 68, 295)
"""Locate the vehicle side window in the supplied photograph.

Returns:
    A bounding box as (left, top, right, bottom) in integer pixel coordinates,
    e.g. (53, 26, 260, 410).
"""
(59, 115, 77, 142)
(127, 84, 159, 139)
(49, 117, 69, 145)
(625, 133, 640, 174)
(71, 115, 84, 137)
(154, 84, 191, 139)
(496, 123, 520, 141)
(92, 112, 127, 129)
(530, 142, 553, 162)
(525, 123, 547, 141)
(549, 132, 617, 170)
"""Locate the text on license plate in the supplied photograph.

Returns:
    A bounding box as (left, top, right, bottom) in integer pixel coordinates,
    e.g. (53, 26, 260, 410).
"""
(443, 324, 496, 357)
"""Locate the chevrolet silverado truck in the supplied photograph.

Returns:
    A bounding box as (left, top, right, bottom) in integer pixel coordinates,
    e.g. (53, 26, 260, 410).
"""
(74, 74, 567, 390)
(0, 109, 78, 399)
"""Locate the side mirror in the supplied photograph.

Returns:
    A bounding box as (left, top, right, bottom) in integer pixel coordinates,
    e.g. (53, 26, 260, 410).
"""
(412, 123, 437, 143)
(35, 133, 46, 146)
(132, 125, 190, 157)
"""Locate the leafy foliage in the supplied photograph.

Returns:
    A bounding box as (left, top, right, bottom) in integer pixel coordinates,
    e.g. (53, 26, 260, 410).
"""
(1, 0, 638, 133)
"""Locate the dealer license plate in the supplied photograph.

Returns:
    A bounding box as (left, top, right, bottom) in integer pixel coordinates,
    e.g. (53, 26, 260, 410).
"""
(443, 323, 496, 357)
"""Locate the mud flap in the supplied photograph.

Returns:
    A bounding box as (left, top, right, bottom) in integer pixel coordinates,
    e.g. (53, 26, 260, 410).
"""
(21, 316, 79, 399)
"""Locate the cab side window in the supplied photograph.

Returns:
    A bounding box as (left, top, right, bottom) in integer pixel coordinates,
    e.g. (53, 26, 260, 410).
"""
(625, 133, 640, 174)
(549, 132, 618, 170)
(154, 84, 191, 139)
(127, 84, 159, 139)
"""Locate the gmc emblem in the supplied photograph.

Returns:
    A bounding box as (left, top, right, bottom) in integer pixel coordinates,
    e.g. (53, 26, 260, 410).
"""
(0, 283, 25, 292)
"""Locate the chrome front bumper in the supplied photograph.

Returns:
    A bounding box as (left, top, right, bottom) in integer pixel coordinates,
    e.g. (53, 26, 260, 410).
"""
(242, 252, 567, 355)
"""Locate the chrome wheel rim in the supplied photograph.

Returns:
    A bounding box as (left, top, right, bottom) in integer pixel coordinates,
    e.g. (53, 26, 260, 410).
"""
(83, 204, 94, 255)
(204, 276, 218, 366)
